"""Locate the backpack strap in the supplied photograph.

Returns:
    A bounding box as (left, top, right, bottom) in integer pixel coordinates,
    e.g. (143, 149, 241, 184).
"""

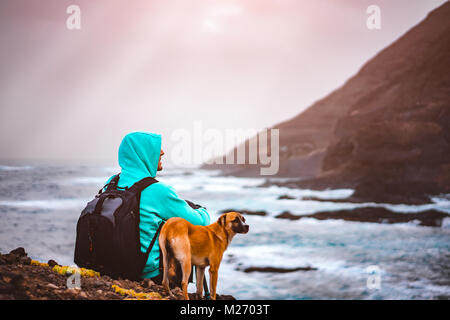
(98, 173, 120, 194)
(129, 177, 158, 217)
(130, 176, 165, 220)
(145, 221, 164, 256)
(128, 176, 162, 272)
(139, 220, 165, 272)
(128, 176, 158, 193)
(106, 173, 121, 191)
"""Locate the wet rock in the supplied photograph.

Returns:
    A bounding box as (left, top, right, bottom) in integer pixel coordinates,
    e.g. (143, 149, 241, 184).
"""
(220, 209, 267, 216)
(242, 266, 318, 273)
(217, 294, 236, 300)
(277, 195, 296, 200)
(275, 211, 301, 220)
(275, 207, 449, 227)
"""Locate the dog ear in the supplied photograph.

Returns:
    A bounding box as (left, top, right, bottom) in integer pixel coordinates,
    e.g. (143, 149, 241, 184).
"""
(219, 214, 227, 226)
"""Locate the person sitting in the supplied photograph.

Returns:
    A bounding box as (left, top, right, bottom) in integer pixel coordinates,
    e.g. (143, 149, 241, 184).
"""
(104, 131, 210, 283)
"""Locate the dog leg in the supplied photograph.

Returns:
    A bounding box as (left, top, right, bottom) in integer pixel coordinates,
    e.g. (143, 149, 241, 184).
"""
(168, 256, 178, 287)
(171, 237, 192, 300)
(159, 237, 175, 299)
(209, 266, 219, 300)
(179, 256, 191, 300)
(195, 266, 205, 300)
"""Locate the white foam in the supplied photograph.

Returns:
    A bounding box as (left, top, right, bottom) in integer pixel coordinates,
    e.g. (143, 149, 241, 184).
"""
(441, 217, 450, 229)
(0, 198, 88, 210)
(69, 177, 106, 185)
(0, 165, 33, 171)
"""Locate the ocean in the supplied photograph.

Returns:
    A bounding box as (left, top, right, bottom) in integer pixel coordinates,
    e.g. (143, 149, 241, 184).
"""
(0, 164, 449, 299)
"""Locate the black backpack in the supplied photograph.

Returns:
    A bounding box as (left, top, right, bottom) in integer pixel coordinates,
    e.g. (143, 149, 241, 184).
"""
(74, 173, 163, 280)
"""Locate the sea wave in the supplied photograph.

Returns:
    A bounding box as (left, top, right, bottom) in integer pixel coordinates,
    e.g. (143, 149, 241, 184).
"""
(0, 165, 33, 171)
(1, 164, 449, 299)
(0, 198, 89, 210)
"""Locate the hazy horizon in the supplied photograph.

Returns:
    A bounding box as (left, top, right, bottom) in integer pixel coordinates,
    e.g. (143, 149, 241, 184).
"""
(0, 0, 447, 165)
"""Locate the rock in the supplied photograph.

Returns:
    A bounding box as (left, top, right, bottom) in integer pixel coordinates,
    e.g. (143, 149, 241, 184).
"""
(66, 288, 81, 294)
(220, 209, 267, 216)
(242, 266, 318, 273)
(3, 254, 19, 265)
(274, 207, 449, 227)
(171, 287, 183, 299)
(46, 283, 59, 289)
(275, 211, 301, 220)
(90, 280, 105, 288)
(9, 248, 26, 257)
(141, 279, 155, 288)
(47, 260, 59, 268)
(277, 195, 296, 200)
(217, 294, 236, 300)
(19, 257, 32, 265)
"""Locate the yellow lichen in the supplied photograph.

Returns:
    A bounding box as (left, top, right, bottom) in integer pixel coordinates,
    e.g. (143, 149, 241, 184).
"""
(29, 259, 100, 278)
(111, 284, 163, 300)
(51, 265, 100, 278)
(30, 260, 49, 267)
(30, 259, 164, 300)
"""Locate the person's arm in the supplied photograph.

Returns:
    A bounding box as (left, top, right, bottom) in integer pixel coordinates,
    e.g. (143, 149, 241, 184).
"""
(150, 183, 211, 226)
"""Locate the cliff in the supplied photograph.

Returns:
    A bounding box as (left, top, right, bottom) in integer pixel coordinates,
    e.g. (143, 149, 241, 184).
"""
(203, 2, 450, 203)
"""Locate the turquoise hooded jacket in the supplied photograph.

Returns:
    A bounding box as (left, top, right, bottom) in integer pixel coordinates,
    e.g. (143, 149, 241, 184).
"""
(105, 132, 211, 279)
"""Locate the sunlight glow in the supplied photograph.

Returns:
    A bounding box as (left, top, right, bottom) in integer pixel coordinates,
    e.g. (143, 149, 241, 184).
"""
(202, 3, 243, 33)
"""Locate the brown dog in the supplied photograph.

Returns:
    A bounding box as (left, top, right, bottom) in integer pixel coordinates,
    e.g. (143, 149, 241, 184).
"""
(159, 212, 249, 300)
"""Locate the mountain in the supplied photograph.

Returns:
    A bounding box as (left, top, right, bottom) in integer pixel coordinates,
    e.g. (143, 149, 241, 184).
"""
(203, 2, 450, 203)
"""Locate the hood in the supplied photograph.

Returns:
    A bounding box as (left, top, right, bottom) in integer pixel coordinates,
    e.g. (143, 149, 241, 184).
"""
(118, 132, 162, 180)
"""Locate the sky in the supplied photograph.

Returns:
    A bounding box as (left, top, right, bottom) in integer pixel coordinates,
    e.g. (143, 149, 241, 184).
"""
(0, 0, 447, 165)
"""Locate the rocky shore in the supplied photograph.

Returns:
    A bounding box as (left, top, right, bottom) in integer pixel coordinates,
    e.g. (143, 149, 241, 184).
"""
(0, 248, 234, 300)
(222, 207, 449, 227)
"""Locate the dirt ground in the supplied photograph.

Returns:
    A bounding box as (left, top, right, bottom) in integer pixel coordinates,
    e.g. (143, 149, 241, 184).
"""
(0, 247, 234, 300)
